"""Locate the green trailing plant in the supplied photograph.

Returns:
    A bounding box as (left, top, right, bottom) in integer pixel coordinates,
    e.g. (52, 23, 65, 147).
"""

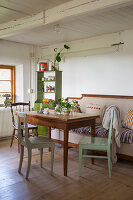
(52, 44, 70, 70)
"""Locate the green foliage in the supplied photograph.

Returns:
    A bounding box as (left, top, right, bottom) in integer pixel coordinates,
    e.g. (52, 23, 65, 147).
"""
(63, 98, 71, 110)
(53, 44, 70, 68)
(56, 97, 71, 110)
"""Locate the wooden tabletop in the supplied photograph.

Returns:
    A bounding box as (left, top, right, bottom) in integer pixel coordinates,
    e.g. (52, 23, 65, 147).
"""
(25, 111, 100, 122)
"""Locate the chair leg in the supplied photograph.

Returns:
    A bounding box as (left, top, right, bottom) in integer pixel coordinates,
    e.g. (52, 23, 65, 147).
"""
(26, 148, 32, 179)
(40, 148, 43, 168)
(79, 147, 82, 176)
(18, 140, 20, 153)
(51, 143, 55, 176)
(10, 129, 15, 147)
(84, 149, 87, 167)
(36, 128, 38, 136)
(18, 145, 24, 173)
(107, 150, 111, 178)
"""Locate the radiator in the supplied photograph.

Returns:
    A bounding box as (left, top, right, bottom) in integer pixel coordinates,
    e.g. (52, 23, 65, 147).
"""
(0, 108, 13, 138)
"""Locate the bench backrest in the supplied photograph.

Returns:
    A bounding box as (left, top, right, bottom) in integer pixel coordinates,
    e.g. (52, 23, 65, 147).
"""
(68, 94, 133, 121)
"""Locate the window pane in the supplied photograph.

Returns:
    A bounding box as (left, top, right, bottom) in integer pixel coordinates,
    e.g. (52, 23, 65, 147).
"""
(0, 81, 11, 92)
(0, 93, 5, 104)
(0, 69, 11, 80)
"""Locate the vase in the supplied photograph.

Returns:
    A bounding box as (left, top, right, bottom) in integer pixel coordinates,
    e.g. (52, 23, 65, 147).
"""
(55, 104, 62, 114)
(51, 63, 59, 71)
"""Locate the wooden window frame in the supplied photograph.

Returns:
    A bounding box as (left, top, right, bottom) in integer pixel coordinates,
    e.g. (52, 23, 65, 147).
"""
(0, 65, 15, 104)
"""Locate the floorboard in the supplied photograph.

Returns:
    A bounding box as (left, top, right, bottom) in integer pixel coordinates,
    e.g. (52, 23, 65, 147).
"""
(0, 139, 133, 200)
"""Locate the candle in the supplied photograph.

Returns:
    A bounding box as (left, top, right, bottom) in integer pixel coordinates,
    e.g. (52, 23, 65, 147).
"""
(40, 103, 42, 110)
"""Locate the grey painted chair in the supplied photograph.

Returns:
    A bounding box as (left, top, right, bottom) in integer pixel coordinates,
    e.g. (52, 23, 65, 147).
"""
(79, 109, 114, 178)
(10, 102, 38, 151)
(17, 112, 55, 179)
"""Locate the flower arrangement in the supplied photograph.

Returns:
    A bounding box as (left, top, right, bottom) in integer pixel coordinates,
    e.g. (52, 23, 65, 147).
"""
(2, 94, 12, 108)
(43, 98, 56, 106)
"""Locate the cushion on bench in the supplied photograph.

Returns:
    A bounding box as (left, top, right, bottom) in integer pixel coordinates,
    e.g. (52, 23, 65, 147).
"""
(72, 125, 133, 144)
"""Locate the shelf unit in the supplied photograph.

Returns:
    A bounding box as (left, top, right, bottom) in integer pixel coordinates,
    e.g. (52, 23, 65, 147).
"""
(34, 70, 62, 135)
(36, 70, 62, 103)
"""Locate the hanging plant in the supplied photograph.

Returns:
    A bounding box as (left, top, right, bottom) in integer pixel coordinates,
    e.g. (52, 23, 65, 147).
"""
(52, 44, 70, 70)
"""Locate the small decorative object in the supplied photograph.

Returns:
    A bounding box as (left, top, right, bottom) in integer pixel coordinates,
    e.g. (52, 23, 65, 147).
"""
(44, 108, 49, 114)
(39, 62, 48, 71)
(40, 103, 43, 113)
(51, 44, 70, 71)
(3, 94, 12, 108)
(71, 100, 81, 113)
(48, 76, 55, 81)
(42, 77, 44, 81)
(41, 86, 44, 92)
(46, 85, 50, 92)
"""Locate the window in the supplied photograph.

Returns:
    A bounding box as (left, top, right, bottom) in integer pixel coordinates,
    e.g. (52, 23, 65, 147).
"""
(0, 65, 15, 105)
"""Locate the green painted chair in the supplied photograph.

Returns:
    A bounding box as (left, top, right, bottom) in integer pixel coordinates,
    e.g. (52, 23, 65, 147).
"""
(79, 109, 114, 178)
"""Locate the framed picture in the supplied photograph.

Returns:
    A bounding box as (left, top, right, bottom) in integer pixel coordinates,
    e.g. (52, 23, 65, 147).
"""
(39, 62, 48, 71)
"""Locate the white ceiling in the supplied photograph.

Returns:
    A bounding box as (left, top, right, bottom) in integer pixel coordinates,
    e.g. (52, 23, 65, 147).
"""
(1, 0, 133, 46)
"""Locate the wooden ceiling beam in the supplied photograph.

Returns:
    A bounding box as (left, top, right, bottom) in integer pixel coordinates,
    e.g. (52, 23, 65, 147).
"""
(0, 0, 133, 39)
(45, 0, 133, 24)
(0, 12, 44, 38)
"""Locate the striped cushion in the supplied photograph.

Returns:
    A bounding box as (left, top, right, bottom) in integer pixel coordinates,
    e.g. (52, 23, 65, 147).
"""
(120, 127, 133, 144)
(72, 124, 108, 137)
(123, 110, 133, 129)
(72, 124, 133, 144)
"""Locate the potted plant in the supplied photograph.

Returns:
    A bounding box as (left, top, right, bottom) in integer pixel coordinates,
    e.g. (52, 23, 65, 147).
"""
(52, 44, 70, 71)
(63, 98, 71, 116)
(2, 94, 12, 108)
(55, 97, 71, 115)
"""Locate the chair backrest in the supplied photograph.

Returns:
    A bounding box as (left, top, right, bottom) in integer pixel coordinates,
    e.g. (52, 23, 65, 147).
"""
(11, 101, 30, 126)
(18, 112, 30, 145)
(108, 109, 114, 145)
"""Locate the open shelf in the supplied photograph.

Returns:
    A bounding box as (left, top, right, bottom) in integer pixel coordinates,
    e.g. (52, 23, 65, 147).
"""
(44, 80, 55, 82)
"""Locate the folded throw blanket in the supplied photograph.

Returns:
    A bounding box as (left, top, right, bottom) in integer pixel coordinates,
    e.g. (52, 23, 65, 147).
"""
(102, 105, 121, 163)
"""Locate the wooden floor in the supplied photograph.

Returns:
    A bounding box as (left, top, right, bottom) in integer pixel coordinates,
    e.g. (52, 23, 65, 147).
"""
(0, 139, 133, 200)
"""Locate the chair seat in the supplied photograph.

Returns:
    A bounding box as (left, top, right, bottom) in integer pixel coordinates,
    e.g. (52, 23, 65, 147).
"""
(22, 136, 54, 147)
(29, 136, 53, 144)
(79, 136, 109, 150)
(13, 124, 37, 130)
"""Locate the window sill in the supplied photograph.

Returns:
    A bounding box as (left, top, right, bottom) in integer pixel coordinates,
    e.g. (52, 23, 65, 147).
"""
(0, 107, 10, 110)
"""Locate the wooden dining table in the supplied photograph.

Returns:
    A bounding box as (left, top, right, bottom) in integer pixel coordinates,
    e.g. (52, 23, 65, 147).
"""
(23, 111, 99, 176)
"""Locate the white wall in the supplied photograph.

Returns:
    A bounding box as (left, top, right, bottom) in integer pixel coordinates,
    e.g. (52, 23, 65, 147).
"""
(39, 29, 133, 98)
(0, 40, 35, 105)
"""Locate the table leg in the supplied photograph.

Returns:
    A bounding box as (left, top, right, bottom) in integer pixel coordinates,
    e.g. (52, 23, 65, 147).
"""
(48, 127, 51, 151)
(64, 127, 68, 176)
(48, 127, 51, 139)
(91, 119, 95, 164)
(91, 119, 95, 137)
